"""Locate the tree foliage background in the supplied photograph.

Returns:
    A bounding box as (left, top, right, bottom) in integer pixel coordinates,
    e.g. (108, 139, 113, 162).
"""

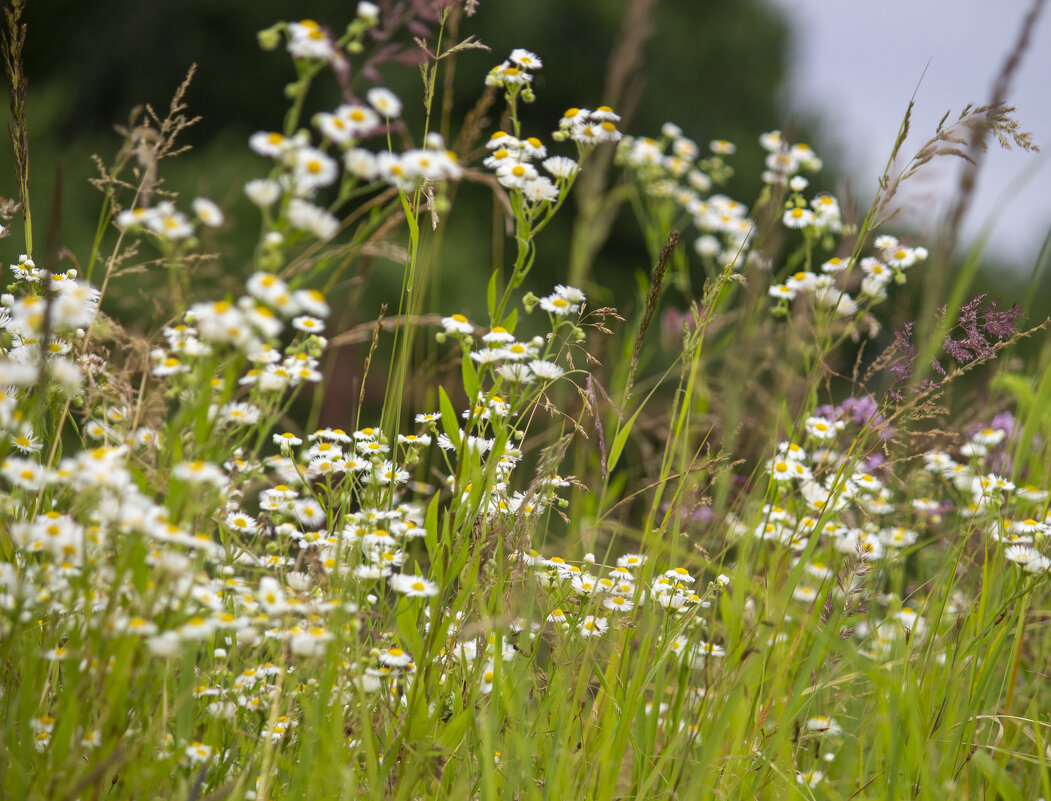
(4, 0, 795, 315)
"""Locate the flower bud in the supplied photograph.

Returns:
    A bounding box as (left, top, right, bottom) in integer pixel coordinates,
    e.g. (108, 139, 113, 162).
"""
(257, 24, 282, 51)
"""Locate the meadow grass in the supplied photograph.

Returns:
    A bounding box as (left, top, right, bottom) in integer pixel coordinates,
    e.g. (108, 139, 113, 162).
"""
(1, 3, 1050, 799)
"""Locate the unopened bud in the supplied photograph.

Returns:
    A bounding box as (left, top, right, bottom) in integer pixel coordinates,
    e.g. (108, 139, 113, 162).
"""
(257, 24, 282, 51)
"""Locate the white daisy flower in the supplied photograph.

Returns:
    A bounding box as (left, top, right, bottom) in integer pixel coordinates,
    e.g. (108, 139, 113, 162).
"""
(389, 574, 439, 597)
(528, 360, 564, 380)
(367, 87, 402, 119)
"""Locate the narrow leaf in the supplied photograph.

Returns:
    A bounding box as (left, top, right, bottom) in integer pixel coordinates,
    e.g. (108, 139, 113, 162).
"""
(607, 406, 642, 473)
(438, 386, 461, 449)
(461, 350, 480, 400)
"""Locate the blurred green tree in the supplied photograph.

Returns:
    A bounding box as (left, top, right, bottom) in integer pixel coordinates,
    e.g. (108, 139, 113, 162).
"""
(5, 0, 797, 314)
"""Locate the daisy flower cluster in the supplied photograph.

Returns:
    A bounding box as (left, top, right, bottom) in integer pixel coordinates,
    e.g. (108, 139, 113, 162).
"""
(146, 271, 328, 391)
(478, 50, 623, 326)
(524, 549, 724, 643)
(261, 423, 432, 515)
(721, 399, 1051, 666)
(436, 286, 585, 412)
(481, 50, 621, 216)
(773, 145, 840, 233)
(767, 233, 929, 317)
(485, 47, 544, 95)
(428, 287, 592, 518)
(617, 124, 754, 271)
(0, 256, 99, 395)
(483, 129, 572, 207)
(758, 129, 823, 186)
(769, 130, 929, 317)
(243, 21, 463, 249)
(245, 113, 460, 243)
(115, 197, 225, 243)
(275, 5, 382, 65)
(921, 427, 1050, 573)
(553, 105, 624, 149)
(486, 49, 626, 191)
(513, 546, 732, 716)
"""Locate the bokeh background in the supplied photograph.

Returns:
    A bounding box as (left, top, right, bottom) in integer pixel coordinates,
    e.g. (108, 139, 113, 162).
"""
(3, 0, 1049, 326)
(768, 0, 1051, 273)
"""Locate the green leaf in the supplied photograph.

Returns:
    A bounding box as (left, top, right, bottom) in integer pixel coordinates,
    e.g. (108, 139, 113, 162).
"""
(446, 538, 473, 594)
(991, 372, 1036, 409)
(487, 270, 498, 319)
(970, 751, 1025, 801)
(438, 387, 461, 449)
(395, 598, 424, 655)
(461, 350, 480, 400)
(607, 406, 642, 473)
(437, 708, 472, 750)
(398, 190, 420, 246)
(424, 493, 439, 557)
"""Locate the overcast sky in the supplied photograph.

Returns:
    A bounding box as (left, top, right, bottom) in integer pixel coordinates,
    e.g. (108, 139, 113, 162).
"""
(765, 0, 1051, 272)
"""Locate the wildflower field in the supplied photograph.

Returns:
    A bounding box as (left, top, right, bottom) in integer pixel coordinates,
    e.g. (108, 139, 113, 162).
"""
(2, 2, 1050, 799)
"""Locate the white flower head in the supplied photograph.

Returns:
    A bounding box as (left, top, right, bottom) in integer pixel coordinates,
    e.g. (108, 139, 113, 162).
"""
(287, 199, 339, 241)
(245, 179, 282, 207)
(783, 207, 815, 229)
(357, 2, 380, 22)
(367, 87, 402, 119)
(287, 20, 336, 62)
(389, 573, 439, 597)
(192, 197, 224, 227)
(579, 615, 608, 638)
(539, 292, 578, 316)
(508, 48, 543, 70)
(528, 360, 564, 381)
(441, 313, 473, 335)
